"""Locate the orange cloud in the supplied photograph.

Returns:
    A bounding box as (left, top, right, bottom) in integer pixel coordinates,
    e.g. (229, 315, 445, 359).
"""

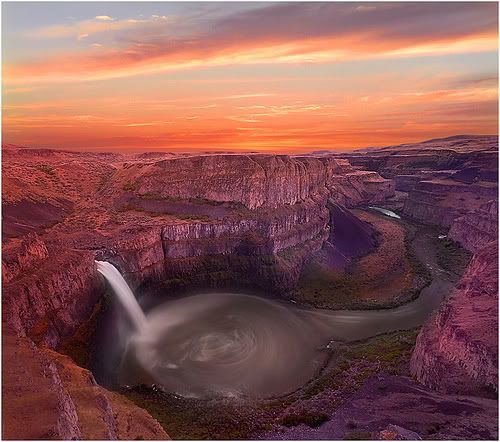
(3, 3, 497, 152)
(6, 2, 498, 85)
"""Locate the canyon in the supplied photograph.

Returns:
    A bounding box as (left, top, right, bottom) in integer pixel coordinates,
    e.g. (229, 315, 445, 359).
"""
(2, 135, 498, 440)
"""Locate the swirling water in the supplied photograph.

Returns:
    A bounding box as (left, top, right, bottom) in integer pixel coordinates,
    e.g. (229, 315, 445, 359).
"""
(121, 293, 329, 398)
(96, 258, 452, 398)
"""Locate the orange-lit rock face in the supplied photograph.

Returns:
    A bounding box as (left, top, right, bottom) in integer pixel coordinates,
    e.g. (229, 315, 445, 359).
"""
(111, 155, 394, 210)
(2, 147, 394, 294)
(1, 332, 170, 440)
(2, 144, 397, 440)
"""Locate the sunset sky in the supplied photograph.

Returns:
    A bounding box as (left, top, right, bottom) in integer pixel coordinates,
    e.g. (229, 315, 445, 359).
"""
(2, 2, 499, 152)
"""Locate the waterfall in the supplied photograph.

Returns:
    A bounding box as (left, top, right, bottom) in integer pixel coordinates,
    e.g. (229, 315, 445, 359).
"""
(96, 261, 149, 333)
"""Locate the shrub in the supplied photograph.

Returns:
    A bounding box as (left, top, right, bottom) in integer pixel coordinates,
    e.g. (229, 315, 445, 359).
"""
(123, 181, 136, 191)
(344, 430, 372, 440)
(36, 164, 56, 177)
(280, 412, 329, 428)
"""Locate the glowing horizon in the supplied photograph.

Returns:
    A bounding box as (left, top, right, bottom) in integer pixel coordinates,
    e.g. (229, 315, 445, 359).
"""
(2, 2, 498, 152)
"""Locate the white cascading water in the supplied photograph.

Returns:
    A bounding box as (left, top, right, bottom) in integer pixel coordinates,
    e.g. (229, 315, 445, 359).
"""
(96, 261, 149, 333)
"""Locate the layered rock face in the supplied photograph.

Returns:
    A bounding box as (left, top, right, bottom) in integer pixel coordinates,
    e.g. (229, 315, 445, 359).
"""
(114, 155, 326, 209)
(2, 234, 103, 347)
(2, 145, 395, 440)
(332, 135, 498, 228)
(448, 200, 498, 253)
(111, 154, 394, 209)
(410, 241, 498, 396)
(402, 179, 497, 227)
(2, 331, 169, 440)
(94, 154, 393, 292)
(102, 199, 330, 293)
(320, 158, 395, 207)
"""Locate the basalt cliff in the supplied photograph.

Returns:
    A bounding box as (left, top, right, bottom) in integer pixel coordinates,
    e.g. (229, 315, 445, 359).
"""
(2, 136, 497, 440)
(410, 240, 498, 397)
(2, 145, 394, 440)
(333, 135, 499, 399)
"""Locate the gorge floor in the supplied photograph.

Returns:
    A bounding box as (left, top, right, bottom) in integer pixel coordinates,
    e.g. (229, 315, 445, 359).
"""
(82, 210, 480, 440)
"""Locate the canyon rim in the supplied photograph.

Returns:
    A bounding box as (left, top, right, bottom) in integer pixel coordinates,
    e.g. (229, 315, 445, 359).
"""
(2, 1, 499, 441)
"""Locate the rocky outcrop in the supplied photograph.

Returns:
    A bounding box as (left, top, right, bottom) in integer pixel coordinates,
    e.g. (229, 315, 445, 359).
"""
(111, 155, 394, 210)
(113, 155, 327, 209)
(338, 135, 498, 179)
(377, 424, 422, 440)
(2, 332, 81, 440)
(99, 207, 329, 293)
(2, 233, 49, 283)
(95, 154, 393, 292)
(393, 171, 452, 193)
(334, 136, 498, 216)
(410, 241, 498, 397)
(403, 179, 497, 227)
(2, 331, 168, 440)
(323, 162, 395, 206)
(2, 240, 104, 347)
(448, 200, 498, 253)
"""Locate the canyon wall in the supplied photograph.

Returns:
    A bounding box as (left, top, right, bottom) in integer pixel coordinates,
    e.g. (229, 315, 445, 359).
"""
(102, 199, 330, 293)
(331, 136, 499, 399)
(410, 241, 498, 396)
(333, 135, 498, 228)
(410, 183, 498, 397)
(448, 200, 498, 254)
(402, 179, 497, 227)
(97, 154, 393, 293)
(2, 331, 169, 440)
(2, 234, 104, 347)
(111, 154, 394, 209)
(2, 147, 395, 440)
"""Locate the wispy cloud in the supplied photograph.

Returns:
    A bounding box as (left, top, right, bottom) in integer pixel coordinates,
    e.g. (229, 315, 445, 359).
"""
(121, 121, 173, 127)
(6, 3, 497, 85)
(227, 116, 262, 123)
(27, 14, 170, 39)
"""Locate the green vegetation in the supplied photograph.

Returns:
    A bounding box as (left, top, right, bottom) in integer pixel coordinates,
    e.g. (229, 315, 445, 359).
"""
(280, 412, 329, 428)
(292, 252, 361, 308)
(140, 193, 249, 211)
(35, 164, 58, 182)
(435, 238, 471, 275)
(303, 329, 419, 400)
(124, 388, 261, 440)
(117, 203, 211, 221)
(123, 181, 137, 191)
(400, 228, 433, 301)
(36, 163, 55, 176)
